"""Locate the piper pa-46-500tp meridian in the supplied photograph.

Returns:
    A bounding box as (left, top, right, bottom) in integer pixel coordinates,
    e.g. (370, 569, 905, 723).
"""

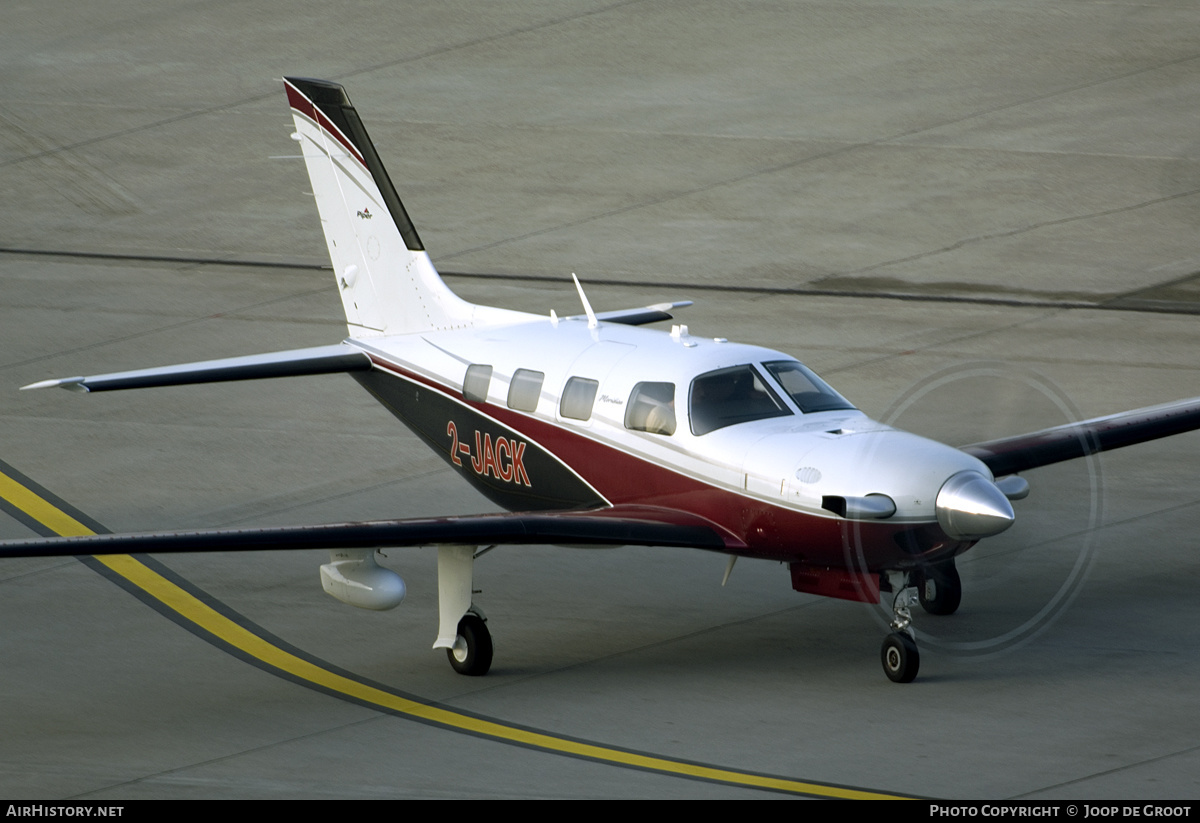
(8, 77, 1200, 683)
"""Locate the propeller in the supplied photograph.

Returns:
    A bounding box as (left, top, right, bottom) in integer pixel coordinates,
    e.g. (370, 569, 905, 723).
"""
(866, 362, 1103, 658)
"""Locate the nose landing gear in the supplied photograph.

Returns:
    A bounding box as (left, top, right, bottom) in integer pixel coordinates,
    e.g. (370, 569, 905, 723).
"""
(881, 632, 919, 683)
(882, 573, 921, 683)
(879, 558, 964, 682)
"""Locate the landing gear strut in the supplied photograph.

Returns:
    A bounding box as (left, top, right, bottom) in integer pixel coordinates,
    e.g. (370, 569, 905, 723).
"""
(882, 572, 921, 683)
(435, 545, 495, 676)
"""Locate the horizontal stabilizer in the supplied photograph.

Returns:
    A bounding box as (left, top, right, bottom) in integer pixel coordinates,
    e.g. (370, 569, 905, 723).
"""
(20, 344, 372, 393)
(962, 396, 1200, 476)
(0, 505, 740, 558)
(570, 301, 693, 327)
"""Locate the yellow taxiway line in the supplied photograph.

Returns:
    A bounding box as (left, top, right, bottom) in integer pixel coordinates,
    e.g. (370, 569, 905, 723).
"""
(0, 464, 910, 799)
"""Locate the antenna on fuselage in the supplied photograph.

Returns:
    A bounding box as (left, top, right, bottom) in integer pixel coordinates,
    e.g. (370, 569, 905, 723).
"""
(721, 555, 737, 586)
(572, 273, 598, 329)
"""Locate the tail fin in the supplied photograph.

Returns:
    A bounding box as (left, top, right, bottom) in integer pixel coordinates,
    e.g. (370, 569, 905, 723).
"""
(285, 77, 477, 337)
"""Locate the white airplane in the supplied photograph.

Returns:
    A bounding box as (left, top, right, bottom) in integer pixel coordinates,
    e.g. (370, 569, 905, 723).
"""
(7, 77, 1200, 683)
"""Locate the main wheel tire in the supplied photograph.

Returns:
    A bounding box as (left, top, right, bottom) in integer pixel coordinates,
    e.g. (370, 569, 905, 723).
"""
(447, 614, 493, 676)
(881, 632, 920, 683)
(917, 561, 962, 616)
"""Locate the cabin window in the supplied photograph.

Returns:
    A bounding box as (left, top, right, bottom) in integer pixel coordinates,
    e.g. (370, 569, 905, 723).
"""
(689, 365, 790, 435)
(762, 360, 855, 413)
(463, 364, 493, 403)
(507, 369, 544, 412)
(624, 382, 676, 435)
(560, 377, 599, 421)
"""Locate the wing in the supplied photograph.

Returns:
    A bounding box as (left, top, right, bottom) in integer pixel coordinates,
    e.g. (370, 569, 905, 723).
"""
(0, 505, 742, 559)
(20, 343, 371, 393)
(571, 301, 693, 326)
(962, 396, 1200, 476)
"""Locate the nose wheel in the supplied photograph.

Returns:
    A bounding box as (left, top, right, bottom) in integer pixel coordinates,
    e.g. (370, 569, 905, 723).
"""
(881, 632, 919, 683)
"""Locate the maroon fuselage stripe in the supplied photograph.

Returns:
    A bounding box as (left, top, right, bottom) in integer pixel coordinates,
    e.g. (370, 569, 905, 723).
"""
(364, 354, 958, 569)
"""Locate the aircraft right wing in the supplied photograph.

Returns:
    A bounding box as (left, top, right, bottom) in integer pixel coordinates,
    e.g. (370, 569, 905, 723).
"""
(961, 396, 1200, 477)
(0, 504, 743, 559)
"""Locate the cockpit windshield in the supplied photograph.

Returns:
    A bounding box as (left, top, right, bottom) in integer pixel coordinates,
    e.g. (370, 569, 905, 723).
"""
(689, 365, 791, 435)
(762, 360, 855, 413)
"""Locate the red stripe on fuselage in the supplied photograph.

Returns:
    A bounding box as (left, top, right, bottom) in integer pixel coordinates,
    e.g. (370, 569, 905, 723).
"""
(364, 353, 945, 569)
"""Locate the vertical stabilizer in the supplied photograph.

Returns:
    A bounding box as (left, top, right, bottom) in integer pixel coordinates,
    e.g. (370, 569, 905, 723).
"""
(285, 77, 477, 337)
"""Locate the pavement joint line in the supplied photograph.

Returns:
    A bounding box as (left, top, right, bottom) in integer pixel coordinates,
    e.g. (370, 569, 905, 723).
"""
(5, 246, 1200, 316)
(0, 459, 911, 799)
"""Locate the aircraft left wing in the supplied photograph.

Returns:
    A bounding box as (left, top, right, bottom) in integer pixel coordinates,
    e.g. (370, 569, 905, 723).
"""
(961, 396, 1200, 476)
(572, 301, 694, 327)
(20, 344, 372, 393)
(0, 505, 742, 559)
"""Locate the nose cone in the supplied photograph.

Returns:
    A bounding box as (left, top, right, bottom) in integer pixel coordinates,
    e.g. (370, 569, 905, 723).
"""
(936, 471, 1015, 540)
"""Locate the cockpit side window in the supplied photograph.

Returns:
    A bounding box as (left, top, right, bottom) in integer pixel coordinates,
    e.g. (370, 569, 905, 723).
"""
(762, 360, 855, 413)
(689, 365, 790, 435)
(624, 382, 676, 435)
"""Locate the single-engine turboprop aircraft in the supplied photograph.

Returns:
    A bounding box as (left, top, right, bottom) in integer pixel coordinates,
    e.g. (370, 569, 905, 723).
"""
(7, 78, 1200, 683)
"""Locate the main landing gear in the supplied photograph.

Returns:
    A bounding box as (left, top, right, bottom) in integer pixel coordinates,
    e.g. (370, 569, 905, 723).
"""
(447, 612, 493, 676)
(434, 545, 495, 676)
(880, 559, 962, 683)
(915, 560, 962, 616)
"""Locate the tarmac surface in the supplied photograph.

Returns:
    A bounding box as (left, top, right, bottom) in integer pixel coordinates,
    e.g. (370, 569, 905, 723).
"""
(2, 0, 1199, 800)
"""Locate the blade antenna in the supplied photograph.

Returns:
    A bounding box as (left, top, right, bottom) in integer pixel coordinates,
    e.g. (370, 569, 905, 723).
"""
(572, 273, 598, 329)
(721, 554, 738, 587)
